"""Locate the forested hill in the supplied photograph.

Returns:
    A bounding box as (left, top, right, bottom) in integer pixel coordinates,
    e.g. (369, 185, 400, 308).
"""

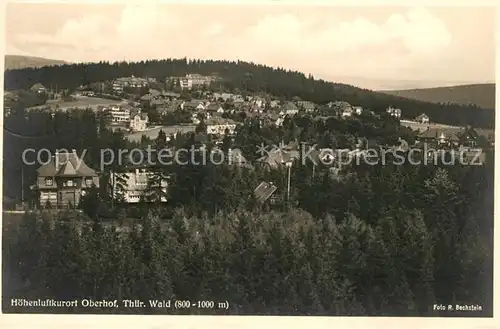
(4, 58, 494, 128)
(379, 83, 495, 110)
(5, 55, 68, 70)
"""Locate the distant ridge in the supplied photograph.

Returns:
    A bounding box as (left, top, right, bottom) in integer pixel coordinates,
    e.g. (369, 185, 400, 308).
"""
(379, 83, 495, 110)
(5, 54, 68, 70)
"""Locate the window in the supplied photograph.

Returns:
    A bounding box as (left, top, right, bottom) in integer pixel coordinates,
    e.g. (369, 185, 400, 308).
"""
(45, 178, 53, 186)
(66, 180, 74, 187)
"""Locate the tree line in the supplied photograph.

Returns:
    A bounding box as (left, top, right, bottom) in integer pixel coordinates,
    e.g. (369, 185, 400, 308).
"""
(4, 58, 495, 128)
(2, 102, 494, 315)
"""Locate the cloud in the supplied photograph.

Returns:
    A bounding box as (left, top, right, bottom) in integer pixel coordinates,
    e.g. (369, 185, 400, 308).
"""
(6, 5, 455, 82)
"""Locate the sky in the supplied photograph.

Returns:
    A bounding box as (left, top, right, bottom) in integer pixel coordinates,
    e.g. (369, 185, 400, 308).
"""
(4, 2, 497, 90)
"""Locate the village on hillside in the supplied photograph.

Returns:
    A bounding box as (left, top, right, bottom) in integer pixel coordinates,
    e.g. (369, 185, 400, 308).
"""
(3, 72, 494, 210)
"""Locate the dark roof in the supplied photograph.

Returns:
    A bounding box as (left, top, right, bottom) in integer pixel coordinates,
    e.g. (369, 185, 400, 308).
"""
(184, 100, 204, 108)
(37, 151, 97, 177)
(30, 83, 46, 90)
(254, 182, 277, 203)
(283, 102, 299, 112)
(206, 103, 222, 111)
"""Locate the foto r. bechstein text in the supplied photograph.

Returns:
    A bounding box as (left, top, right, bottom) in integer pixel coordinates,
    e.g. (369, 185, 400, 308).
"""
(455, 304, 483, 311)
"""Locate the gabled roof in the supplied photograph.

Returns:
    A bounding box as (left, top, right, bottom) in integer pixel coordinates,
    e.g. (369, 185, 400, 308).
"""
(57, 161, 77, 176)
(283, 102, 299, 112)
(149, 89, 161, 96)
(228, 148, 248, 165)
(37, 151, 97, 177)
(254, 182, 277, 203)
(206, 103, 222, 111)
(30, 83, 46, 90)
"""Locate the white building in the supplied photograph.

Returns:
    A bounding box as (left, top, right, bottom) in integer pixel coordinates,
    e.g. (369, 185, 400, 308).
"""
(180, 78, 193, 90)
(112, 76, 149, 92)
(342, 107, 354, 118)
(110, 169, 168, 203)
(206, 118, 237, 135)
(109, 105, 131, 123)
(353, 106, 363, 115)
(178, 74, 215, 90)
(129, 111, 149, 132)
(415, 113, 430, 124)
(386, 107, 402, 118)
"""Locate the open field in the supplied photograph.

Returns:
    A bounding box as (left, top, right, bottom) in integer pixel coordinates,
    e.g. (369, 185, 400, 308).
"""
(401, 120, 495, 138)
(28, 96, 125, 111)
(380, 83, 495, 109)
(126, 124, 197, 142)
(5, 54, 68, 70)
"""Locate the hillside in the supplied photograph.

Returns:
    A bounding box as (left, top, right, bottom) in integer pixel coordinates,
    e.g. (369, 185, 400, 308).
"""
(379, 84, 495, 110)
(5, 55, 68, 70)
(3, 58, 495, 128)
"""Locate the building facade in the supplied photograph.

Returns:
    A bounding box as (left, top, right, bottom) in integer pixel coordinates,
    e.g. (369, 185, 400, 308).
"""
(110, 168, 168, 203)
(36, 150, 99, 208)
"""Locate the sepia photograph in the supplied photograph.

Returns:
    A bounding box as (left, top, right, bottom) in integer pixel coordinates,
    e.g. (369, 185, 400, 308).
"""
(1, 0, 496, 319)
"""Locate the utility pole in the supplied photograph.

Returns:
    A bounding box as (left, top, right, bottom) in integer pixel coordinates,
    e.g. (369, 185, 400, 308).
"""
(286, 162, 292, 202)
(111, 171, 115, 209)
(21, 166, 24, 205)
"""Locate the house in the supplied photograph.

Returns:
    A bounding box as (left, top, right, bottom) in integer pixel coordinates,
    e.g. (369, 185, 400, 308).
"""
(162, 91, 181, 100)
(415, 113, 430, 124)
(110, 168, 168, 204)
(149, 89, 161, 98)
(30, 83, 47, 94)
(228, 148, 248, 166)
(386, 107, 402, 118)
(283, 102, 299, 116)
(206, 118, 237, 135)
(353, 106, 363, 115)
(159, 100, 183, 115)
(212, 92, 235, 102)
(275, 117, 285, 127)
(342, 107, 354, 118)
(129, 110, 149, 132)
(254, 182, 278, 204)
(417, 127, 460, 147)
(269, 100, 280, 108)
(206, 103, 225, 114)
(252, 97, 266, 108)
(109, 105, 131, 123)
(191, 113, 201, 125)
(36, 150, 99, 208)
(459, 126, 480, 147)
(296, 101, 316, 113)
(182, 100, 206, 111)
(179, 78, 193, 90)
(256, 145, 300, 169)
(179, 74, 215, 90)
(112, 76, 149, 92)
